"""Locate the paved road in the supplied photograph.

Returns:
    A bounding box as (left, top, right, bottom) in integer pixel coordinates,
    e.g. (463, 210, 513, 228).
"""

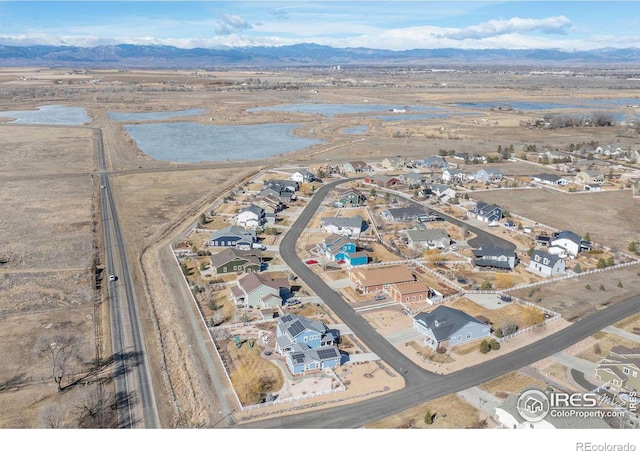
(244, 177, 640, 428)
(96, 128, 160, 428)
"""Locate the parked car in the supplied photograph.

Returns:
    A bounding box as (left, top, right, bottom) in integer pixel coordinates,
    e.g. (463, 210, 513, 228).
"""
(287, 299, 301, 306)
(373, 294, 386, 301)
(109, 274, 117, 282)
(306, 259, 318, 265)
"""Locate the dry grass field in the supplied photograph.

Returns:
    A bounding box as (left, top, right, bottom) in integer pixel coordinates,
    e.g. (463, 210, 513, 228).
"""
(479, 370, 547, 398)
(473, 189, 640, 251)
(577, 331, 640, 363)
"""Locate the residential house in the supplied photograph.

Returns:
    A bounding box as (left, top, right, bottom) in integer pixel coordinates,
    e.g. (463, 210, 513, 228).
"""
(430, 184, 457, 203)
(595, 346, 640, 393)
(471, 202, 503, 223)
(381, 156, 407, 170)
(532, 173, 570, 185)
(527, 249, 565, 277)
(320, 215, 365, 238)
(291, 169, 315, 183)
(575, 170, 605, 185)
(405, 228, 450, 249)
(423, 155, 448, 169)
(401, 171, 430, 188)
(253, 194, 284, 214)
(548, 230, 590, 257)
(342, 161, 373, 173)
(209, 248, 261, 275)
(364, 174, 401, 188)
(538, 150, 570, 163)
(275, 313, 341, 375)
(584, 184, 603, 192)
(263, 179, 299, 192)
(235, 204, 266, 228)
(230, 272, 290, 309)
(380, 205, 426, 222)
(626, 149, 640, 164)
(473, 244, 518, 270)
(388, 281, 443, 305)
(319, 234, 368, 266)
(349, 265, 415, 294)
(441, 168, 466, 183)
(413, 305, 491, 349)
(258, 186, 294, 203)
(472, 167, 503, 182)
(207, 226, 257, 249)
(494, 394, 610, 429)
(335, 187, 367, 207)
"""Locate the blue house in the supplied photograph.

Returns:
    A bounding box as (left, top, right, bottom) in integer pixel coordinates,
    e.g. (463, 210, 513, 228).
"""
(275, 314, 341, 375)
(473, 167, 503, 182)
(207, 226, 256, 249)
(319, 234, 368, 266)
(423, 155, 448, 169)
(413, 305, 491, 350)
(472, 201, 503, 223)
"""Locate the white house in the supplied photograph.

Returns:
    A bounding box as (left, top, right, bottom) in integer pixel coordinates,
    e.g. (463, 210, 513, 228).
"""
(405, 228, 450, 249)
(235, 204, 265, 228)
(527, 250, 566, 277)
(441, 168, 466, 183)
(320, 215, 365, 238)
(291, 169, 315, 183)
(548, 230, 586, 258)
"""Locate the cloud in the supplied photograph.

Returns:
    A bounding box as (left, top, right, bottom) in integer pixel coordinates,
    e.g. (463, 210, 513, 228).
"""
(268, 8, 289, 20)
(439, 16, 573, 40)
(215, 13, 252, 36)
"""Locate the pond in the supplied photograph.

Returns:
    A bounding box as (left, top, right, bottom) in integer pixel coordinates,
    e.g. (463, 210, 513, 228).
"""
(0, 105, 92, 125)
(125, 122, 325, 163)
(108, 108, 207, 121)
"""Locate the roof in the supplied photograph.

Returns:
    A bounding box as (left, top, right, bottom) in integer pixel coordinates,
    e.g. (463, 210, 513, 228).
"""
(403, 172, 427, 181)
(347, 161, 370, 169)
(482, 167, 503, 175)
(444, 168, 464, 175)
(584, 169, 604, 177)
(368, 174, 399, 184)
(473, 244, 514, 258)
(279, 313, 327, 338)
(321, 215, 364, 229)
(474, 259, 512, 269)
(238, 204, 265, 216)
(551, 230, 582, 246)
(414, 305, 485, 342)
(406, 228, 449, 243)
(323, 234, 354, 254)
(381, 205, 425, 220)
(350, 265, 415, 287)
(533, 173, 565, 183)
(346, 251, 368, 261)
(530, 249, 563, 268)
(208, 225, 255, 242)
(209, 248, 261, 267)
(238, 272, 288, 294)
(390, 280, 432, 295)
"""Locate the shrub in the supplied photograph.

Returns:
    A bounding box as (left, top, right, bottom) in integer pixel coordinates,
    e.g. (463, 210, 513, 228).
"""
(479, 340, 491, 354)
(424, 409, 434, 425)
(494, 328, 503, 338)
(599, 284, 606, 291)
(618, 280, 624, 288)
(436, 347, 447, 354)
(489, 339, 501, 351)
(480, 280, 492, 290)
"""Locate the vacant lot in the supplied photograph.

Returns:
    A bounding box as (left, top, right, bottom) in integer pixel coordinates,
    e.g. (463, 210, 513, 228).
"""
(0, 177, 94, 269)
(479, 370, 547, 398)
(473, 189, 640, 251)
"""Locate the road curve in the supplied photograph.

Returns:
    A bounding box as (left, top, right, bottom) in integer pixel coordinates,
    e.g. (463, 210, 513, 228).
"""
(243, 177, 640, 428)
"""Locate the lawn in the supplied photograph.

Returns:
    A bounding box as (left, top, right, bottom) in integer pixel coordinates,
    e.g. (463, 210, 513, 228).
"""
(227, 340, 284, 406)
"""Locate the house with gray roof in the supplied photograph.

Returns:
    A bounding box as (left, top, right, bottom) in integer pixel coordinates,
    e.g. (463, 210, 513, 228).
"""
(342, 161, 373, 173)
(532, 173, 570, 185)
(413, 305, 490, 350)
(380, 205, 426, 222)
(276, 313, 341, 375)
(596, 346, 640, 393)
(401, 171, 430, 187)
(527, 249, 565, 277)
(207, 226, 257, 249)
(405, 228, 450, 249)
(471, 201, 503, 223)
(235, 204, 266, 228)
(321, 215, 365, 238)
(473, 244, 518, 270)
(472, 167, 503, 182)
(576, 169, 605, 184)
(423, 155, 448, 169)
(334, 187, 367, 207)
(291, 169, 315, 183)
(548, 230, 590, 257)
(441, 168, 466, 183)
(230, 272, 290, 309)
(209, 248, 262, 275)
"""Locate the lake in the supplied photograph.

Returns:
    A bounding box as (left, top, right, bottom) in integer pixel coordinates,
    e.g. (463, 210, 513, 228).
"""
(125, 122, 325, 163)
(108, 108, 207, 121)
(0, 105, 92, 125)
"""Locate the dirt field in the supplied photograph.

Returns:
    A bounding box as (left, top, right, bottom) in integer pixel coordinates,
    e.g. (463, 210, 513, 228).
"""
(473, 189, 640, 251)
(479, 370, 547, 398)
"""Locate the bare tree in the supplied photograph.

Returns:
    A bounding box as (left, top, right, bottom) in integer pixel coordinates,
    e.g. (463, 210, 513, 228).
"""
(37, 403, 70, 428)
(34, 334, 81, 391)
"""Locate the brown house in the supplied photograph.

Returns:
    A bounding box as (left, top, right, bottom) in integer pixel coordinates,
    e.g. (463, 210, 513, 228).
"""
(349, 265, 415, 294)
(388, 281, 443, 305)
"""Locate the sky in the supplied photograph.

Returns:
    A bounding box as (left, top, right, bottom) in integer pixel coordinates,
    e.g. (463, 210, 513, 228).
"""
(0, 1, 639, 51)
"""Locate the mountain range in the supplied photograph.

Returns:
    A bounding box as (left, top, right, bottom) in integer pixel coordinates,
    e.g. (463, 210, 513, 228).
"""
(1, 43, 640, 68)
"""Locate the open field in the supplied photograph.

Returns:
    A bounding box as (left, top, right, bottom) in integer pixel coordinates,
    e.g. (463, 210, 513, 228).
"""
(479, 370, 547, 398)
(472, 189, 640, 251)
(577, 332, 640, 363)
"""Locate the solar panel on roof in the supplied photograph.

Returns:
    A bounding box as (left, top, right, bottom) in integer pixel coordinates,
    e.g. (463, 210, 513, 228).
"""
(281, 314, 292, 322)
(291, 353, 305, 364)
(288, 320, 305, 337)
(317, 348, 338, 360)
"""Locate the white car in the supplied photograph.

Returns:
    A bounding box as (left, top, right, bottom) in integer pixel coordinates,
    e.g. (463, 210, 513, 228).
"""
(109, 274, 117, 282)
